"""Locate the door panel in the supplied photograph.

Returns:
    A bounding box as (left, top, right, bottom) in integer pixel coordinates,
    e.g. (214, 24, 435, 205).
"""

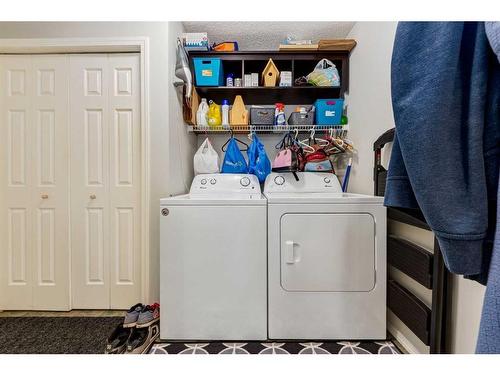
(70, 54, 141, 309)
(70, 55, 111, 309)
(0, 56, 34, 309)
(8, 208, 28, 284)
(280, 213, 375, 292)
(108, 54, 141, 308)
(31, 55, 70, 310)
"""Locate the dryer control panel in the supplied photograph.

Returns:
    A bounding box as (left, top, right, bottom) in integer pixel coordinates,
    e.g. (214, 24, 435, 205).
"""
(190, 173, 261, 195)
(264, 172, 342, 194)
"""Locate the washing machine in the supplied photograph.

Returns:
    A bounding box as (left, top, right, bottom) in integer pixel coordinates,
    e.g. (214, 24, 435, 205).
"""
(265, 172, 387, 340)
(160, 173, 267, 340)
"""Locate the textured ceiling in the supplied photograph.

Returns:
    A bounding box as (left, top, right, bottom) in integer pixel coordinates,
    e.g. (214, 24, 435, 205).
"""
(182, 22, 355, 50)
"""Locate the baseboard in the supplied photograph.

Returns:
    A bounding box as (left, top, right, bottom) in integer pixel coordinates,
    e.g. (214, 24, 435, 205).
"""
(388, 322, 423, 354)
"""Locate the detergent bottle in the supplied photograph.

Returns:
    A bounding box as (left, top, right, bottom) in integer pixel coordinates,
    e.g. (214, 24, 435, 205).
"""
(196, 98, 209, 128)
(207, 100, 222, 127)
(274, 102, 286, 126)
(221, 99, 230, 129)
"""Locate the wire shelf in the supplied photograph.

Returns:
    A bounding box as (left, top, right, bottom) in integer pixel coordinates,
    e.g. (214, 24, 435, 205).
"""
(188, 124, 349, 135)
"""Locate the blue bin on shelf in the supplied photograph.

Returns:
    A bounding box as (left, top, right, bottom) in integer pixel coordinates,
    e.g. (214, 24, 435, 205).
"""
(314, 99, 344, 126)
(193, 58, 224, 86)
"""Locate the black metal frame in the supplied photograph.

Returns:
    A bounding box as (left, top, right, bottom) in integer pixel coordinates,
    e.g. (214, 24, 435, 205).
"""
(374, 128, 449, 354)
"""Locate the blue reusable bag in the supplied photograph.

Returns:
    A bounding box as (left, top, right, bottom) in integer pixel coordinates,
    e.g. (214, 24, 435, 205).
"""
(247, 134, 271, 183)
(221, 138, 248, 173)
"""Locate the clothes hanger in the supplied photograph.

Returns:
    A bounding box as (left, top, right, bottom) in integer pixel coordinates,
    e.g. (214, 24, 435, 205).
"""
(275, 132, 294, 149)
(297, 128, 316, 153)
(323, 128, 345, 154)
(221, 129, 249, 152)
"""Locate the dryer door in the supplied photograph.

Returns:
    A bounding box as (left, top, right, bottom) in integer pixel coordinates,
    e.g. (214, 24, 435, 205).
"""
(280, 213, 375, 292)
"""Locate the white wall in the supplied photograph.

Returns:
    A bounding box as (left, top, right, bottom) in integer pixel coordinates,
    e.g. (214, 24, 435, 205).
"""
(0, 21, 193, 303)
(167, 22, 197, 196)
(346, 21, 486, 354)
(345, 22, 397, 195)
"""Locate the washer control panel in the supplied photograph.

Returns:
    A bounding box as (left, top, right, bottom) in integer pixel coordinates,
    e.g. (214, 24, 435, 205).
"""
(264, 172, 342, 194)
(190, 174, 261, 195)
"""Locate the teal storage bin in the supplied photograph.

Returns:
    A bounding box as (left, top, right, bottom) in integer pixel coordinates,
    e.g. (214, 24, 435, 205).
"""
(193, 58, 224, 86)
(314, 99, 344, 125)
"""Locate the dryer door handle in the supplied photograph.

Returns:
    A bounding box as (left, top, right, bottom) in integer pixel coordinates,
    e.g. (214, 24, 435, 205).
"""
(285, 240, 296, 264)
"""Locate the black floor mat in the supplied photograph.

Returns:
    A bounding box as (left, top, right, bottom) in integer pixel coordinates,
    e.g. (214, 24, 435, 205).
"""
(0, 317, 122, 354)
(149, 340, 400, 354)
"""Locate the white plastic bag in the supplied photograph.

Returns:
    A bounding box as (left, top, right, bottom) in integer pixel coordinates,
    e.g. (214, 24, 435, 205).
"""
(194, 138, 219, 175)
(306, 58, 340, 87)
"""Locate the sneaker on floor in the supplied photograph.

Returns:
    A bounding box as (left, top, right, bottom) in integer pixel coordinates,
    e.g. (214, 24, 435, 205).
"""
(136, 303, 160, 328)
(126, 323, 160, 354)
(123, 303, 144, 328)
(105, 324, 132, 354)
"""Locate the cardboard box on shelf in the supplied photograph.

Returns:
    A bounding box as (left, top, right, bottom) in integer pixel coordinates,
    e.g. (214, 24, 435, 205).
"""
(182, 33, 209, 51)
(279, 71, 292, 87)
(251, 73, 259, 87)
(244, 74, 252, 87)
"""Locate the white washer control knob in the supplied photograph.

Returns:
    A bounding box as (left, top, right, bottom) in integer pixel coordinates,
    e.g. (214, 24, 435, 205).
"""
(324, 177, 331, 184)
(274, 176, 285, 185)
(201, 179, 207, 185)
(240, 177, 251, 187)
(210, 178, 216, 185)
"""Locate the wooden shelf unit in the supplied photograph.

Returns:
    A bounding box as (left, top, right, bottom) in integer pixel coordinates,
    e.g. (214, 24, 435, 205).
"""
(188, 49, 350, 105)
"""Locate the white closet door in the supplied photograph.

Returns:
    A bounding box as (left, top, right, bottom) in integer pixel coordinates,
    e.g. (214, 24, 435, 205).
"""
(0, 55, 70, 310)
(31, 56, 70, 310)
(0, 56, 34, 309)
(108, 55, 141, 308)
(70, 55, 111, 309)
(70, 54, 141, 309)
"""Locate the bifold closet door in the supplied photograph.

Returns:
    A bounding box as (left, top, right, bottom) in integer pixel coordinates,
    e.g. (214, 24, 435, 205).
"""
(70, 54, 141, 309)
(0, 55, 70, 310)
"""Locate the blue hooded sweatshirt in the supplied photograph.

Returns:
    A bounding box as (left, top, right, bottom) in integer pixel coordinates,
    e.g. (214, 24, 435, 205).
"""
(385, 22, 500, 281)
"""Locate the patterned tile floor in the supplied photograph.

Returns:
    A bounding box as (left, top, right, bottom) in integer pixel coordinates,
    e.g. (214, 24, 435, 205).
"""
(149, 341, 400, 354)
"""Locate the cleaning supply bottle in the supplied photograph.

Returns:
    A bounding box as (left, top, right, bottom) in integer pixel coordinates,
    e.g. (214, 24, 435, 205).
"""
(207, 100, 222, 127)
(274, 102, 286, 126)
(226, 73, 234, 87)
(196, 98, 209, 128)
(221, 99, 230, 129)
(341, 105, 348, 125)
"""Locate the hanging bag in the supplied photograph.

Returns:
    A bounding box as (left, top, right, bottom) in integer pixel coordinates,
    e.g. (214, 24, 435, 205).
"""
(306, 58, 340, 87)
(221, 137, 248, 173)
(247, 134, 271, 183)
(193, 138, 219, 175)
(303, 148, 335, 173)
(272, 133, 305, 173)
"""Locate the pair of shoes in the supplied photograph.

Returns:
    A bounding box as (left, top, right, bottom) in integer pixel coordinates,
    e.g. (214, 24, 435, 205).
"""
(124, 302, 160, 328)
(105, 325, 132, 354)
(126, 323, 160, 354)
(105, 323, 160, 354)
(105, 302, 160, 354)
